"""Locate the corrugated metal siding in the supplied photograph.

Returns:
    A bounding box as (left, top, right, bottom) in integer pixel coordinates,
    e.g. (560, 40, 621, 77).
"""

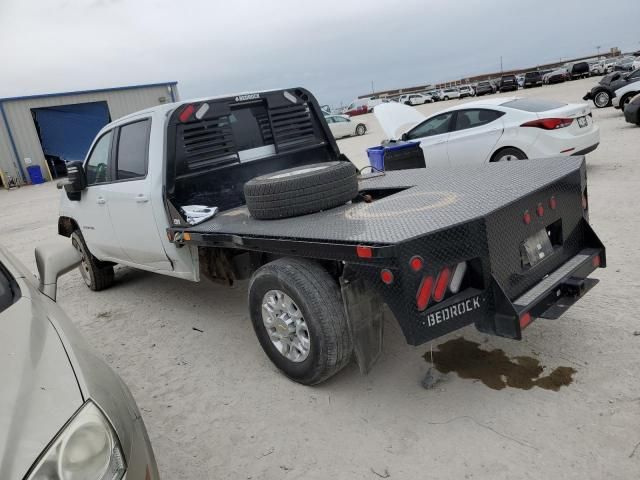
(0, 115, 19, 186)
(1, 84, 175, 185)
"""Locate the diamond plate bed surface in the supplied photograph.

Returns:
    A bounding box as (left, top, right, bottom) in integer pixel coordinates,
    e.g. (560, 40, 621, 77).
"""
(182, 156, 584, 244)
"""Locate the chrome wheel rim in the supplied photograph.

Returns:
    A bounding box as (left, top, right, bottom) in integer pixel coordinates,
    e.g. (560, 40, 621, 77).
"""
(356, 125, 365, 135)
(72, 237, 91, 286)
(262, 290, 310, 362)
(594, 92, 609, 107)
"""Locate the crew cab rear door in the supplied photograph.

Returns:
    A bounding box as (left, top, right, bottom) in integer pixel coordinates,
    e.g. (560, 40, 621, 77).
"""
(105, 118, 171, 270)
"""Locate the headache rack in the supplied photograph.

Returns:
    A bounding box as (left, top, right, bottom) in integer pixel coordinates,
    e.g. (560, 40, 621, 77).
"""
(164, 88, 342, 225)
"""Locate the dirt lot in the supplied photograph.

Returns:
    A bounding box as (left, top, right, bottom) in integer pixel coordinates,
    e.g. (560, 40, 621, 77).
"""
(1, 77, 639, 479)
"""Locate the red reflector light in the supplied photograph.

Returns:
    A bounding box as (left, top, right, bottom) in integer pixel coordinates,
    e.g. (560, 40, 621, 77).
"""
(381, 269, 394, 284)
(416, 276, 434, 311)
(523, 210, 531, 225)
(519, 312, 532, 329)
(582, 193, 588, 210)
(433, 267, 451, 302)
(536, 203, 544, 217)
(592, 256, 601, 268)
(549, 196, 557, 210)
(356, 245, 373, 258)
(521, 118, 574, 130)
(179, 104, 196, 123)
(409, 256, 424, 272)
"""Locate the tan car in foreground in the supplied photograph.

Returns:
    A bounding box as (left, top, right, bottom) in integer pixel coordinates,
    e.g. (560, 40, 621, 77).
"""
(0, 241, 158, 480)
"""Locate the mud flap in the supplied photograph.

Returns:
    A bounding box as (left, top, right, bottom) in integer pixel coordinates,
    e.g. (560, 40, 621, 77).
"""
(340, 277, 384, 374)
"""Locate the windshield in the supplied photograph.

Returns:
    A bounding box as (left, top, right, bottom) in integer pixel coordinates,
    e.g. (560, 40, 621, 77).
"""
(502, 98, 567, 112)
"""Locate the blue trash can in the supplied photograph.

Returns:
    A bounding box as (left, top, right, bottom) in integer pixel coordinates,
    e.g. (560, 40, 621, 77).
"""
(366, 141, 423, 171)
(366, 146, 385, 171)
(27, 165, 45, 185)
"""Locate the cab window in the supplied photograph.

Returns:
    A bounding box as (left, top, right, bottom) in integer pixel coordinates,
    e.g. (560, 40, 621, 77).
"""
(116, 119, 151, 180)
(85, 130, 113, 185)
(406, 112, 454, 139)
(454, 109, 504, 131)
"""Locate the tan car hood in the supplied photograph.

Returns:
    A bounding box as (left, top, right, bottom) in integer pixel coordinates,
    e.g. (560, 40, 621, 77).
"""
(0, 295, 82, 480)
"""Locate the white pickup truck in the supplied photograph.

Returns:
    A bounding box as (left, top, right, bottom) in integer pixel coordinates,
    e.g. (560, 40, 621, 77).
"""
(58, 88, 605, 385)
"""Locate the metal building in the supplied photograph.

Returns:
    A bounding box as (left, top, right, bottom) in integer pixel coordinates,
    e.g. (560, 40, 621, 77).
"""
(0, 81, 179, 189)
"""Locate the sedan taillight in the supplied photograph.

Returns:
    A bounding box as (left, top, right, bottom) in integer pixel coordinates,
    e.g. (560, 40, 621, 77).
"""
(521, 118, 574, 130)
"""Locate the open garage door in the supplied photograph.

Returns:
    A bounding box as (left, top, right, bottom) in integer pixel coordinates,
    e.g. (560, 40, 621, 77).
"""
(31, 101, 111, 178)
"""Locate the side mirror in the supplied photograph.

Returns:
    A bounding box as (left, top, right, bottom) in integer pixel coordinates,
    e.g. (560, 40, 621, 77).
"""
(64, 161, 87, 195)
(401, 133, 409, 141)
(35, 241, 81, 301)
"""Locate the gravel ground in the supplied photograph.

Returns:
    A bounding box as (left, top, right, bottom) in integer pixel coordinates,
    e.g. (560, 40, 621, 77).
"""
(1, 77, 639, 479)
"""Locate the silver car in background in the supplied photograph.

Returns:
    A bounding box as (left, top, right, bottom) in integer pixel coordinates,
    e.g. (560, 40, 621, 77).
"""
(0, 242, 158, 480)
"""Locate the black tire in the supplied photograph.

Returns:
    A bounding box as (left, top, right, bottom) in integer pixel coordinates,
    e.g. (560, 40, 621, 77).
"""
(71, 231, 114, 291)
(244, 161, 358, 220)
(593, 90, 611, 108)
(490, 147, 528, 162)
(620, 92, 635, 109)
(443, 96, 449, 101)
(248, 258, 352, 385)
(355, 124, 366, 136)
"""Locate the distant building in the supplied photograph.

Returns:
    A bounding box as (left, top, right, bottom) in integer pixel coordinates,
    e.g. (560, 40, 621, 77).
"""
(0, 81, 178, 188)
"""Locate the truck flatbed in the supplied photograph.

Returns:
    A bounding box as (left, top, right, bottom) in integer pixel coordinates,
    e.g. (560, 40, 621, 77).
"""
(172, 156, 584, 245)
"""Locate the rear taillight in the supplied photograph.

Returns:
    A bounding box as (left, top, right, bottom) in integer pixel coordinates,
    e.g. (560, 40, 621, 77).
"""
(433, 267, 451, 302)
(416, 276, 434, 311)
(356, 245, 373, 258)
(415, 263, 468, 311)
(521, 118, 574, 130)
(582, 190, 588, 210)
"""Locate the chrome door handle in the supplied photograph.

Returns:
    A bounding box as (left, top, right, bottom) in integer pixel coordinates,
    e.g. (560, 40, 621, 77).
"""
(135, 194, 149, 203)
(96, 196, 106, 205)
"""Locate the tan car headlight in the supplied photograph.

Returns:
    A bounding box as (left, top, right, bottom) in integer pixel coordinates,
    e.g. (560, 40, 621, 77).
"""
(26, 401, 125, 480)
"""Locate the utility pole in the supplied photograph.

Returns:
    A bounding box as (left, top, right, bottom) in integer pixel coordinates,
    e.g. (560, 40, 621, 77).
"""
(596, 45, 601, 57)
(500, 56, 503, 73)
(371, 81, 375, 95)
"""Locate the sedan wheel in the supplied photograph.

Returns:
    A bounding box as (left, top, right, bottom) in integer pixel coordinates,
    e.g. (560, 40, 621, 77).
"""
(355, 124, 366, 136)
(594, 91, 611, 108)
(491, 147, 527, 163)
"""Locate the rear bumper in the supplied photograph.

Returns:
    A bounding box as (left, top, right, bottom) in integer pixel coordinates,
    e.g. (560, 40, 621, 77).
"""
(573, 143, 599, 156)
(512, 248, 603, 321)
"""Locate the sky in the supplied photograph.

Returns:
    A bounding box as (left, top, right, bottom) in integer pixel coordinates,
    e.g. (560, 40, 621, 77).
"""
(1, 0, 639, 107)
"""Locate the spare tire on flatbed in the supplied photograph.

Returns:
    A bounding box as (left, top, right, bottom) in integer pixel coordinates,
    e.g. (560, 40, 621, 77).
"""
(244, 161, 359, 220)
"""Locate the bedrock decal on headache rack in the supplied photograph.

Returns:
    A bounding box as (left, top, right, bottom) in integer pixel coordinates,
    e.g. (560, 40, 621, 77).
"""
(235, 94, 260, 102)
(425, 295, 482, 327)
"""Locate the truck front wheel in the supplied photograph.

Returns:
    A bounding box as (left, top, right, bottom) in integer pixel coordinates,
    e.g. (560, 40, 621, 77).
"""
(248, 258, 352, 385)
(71, 231, 115, 291)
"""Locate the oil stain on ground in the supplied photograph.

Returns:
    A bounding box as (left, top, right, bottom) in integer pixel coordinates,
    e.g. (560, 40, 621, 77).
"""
(424, 338, 576, 391)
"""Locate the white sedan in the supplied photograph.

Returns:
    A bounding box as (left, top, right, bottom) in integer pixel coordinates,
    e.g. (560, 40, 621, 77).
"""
(398, 93, 433, 105)
(326, 114, 367, 138)
(374, 97, 600, 166)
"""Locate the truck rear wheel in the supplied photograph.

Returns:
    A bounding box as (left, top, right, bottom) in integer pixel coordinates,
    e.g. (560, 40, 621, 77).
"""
(244, 161, 358, 220)
(248, 258, 352, 385)
(71, 231, 115, 291)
